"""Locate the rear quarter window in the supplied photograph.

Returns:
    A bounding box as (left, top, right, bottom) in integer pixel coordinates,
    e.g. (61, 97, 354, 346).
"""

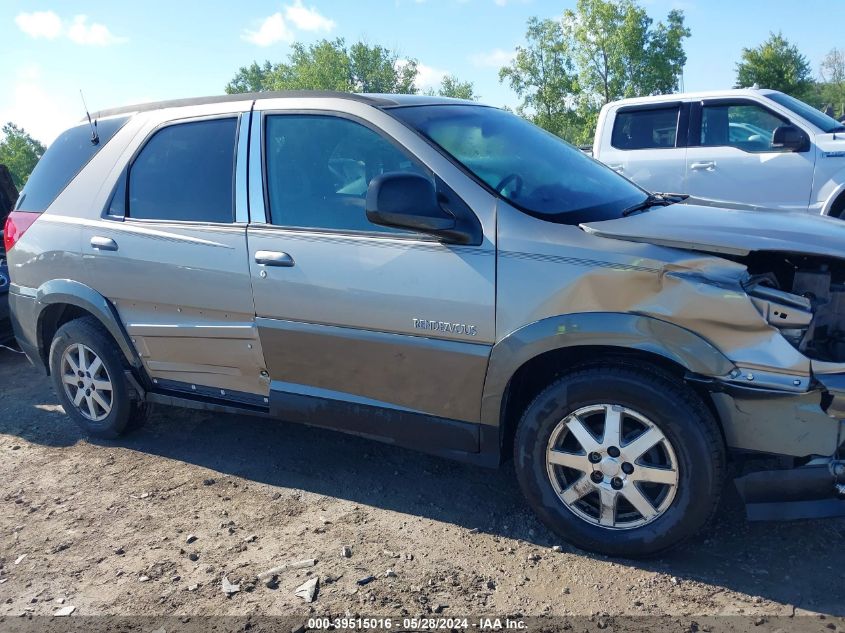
(16, 117, 128, 212)
(611, 107, 679, 150)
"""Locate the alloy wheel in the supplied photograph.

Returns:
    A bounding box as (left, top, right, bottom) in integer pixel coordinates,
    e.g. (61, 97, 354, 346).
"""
(60, 343, 114, 422)
(545, 404, 679, 529)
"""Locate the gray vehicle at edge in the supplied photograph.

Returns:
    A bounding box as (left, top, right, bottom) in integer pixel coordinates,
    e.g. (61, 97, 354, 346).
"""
(6, 91, 845, 557)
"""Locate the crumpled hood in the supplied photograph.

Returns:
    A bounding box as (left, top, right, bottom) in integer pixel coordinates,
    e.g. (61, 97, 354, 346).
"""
(580, 199, 845, 257)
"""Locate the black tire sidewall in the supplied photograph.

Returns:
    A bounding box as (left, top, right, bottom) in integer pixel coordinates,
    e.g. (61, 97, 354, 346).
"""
(49, 318, 132, 439)
(514, 368, 722, 558)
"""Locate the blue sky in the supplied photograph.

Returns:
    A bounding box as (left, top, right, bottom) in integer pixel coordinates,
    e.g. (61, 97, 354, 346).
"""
(1, 0, 841, 144)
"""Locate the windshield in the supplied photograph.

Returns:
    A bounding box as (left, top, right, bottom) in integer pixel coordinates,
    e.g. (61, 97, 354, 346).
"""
(391, 105, 647, 224)
(766, 91, 845, 133)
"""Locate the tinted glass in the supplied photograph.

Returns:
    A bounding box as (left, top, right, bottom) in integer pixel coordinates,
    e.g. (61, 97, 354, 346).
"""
(129, 118, 237, 222)
(767, 91, 845, 133)
(393, 105, 646, 224)
(611, 107, 679, 149)
(264, 115, 426, 232)
(701, 103, 785, 152)
(16, 117, 128, 212)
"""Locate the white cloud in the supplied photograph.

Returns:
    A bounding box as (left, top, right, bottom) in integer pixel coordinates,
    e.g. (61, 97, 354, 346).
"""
(15, 11, 125, 46)
(14, 11, 62, 39)
(284, 0, 335, 32)
(0, 65, 78, 146)
(66, 15, 127, 46)
(415, 62, 449, 90)
(242, 12, 293, 46)
(243, 2, 334, 46)
(470, 48, 515, 68)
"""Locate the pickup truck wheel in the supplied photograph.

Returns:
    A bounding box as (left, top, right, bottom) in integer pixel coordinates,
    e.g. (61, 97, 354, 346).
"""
(49, 316, 137, 439)
(514, 365, 724, 558)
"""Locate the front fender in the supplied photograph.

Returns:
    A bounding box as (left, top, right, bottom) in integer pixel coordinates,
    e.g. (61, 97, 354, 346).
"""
(479, 312, 735, 426)
(35, 279, 142, 370)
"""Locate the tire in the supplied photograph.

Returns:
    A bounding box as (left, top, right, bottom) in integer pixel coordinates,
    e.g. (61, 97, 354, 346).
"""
(514, 363, 725, 558)
(831, 195, 845, 220)
(48, 316, 146, 439)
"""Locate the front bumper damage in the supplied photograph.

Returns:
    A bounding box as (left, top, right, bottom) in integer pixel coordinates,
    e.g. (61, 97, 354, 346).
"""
(734, 459, 845, 520)
(693, 370, 845, 520)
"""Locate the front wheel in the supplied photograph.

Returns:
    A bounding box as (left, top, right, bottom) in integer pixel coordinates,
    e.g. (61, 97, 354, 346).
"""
(514, 364, 725, 558)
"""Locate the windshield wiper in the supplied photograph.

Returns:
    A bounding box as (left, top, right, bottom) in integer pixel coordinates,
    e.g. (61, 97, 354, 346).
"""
(622, 192, 687, 217)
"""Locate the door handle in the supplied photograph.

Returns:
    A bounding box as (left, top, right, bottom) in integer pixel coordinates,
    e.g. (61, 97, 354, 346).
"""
(607, 164, 624, 172)
(255, 250, 295, 267)
(690, 161, 716, 171)
(90, 236, 118, 251)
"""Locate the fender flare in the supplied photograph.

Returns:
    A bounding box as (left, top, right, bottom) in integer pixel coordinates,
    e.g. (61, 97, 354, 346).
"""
(479, 312, 736, 426)
(35, 279, 143, 370)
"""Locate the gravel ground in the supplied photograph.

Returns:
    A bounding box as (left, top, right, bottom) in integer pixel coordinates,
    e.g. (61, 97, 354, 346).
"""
(1, 346, 844, 625)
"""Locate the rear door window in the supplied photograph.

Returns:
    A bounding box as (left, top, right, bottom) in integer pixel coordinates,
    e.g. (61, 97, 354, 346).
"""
(127, 117, 237, 223)
(16, 117, 128, 212)
(611, 107, 680, 150)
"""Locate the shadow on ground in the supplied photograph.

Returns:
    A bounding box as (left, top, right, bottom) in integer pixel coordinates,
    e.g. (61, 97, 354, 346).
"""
(2, 348, 843, 614)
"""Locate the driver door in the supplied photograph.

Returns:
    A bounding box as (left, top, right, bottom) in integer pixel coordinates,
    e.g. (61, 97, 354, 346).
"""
(685, 99, 815, 211)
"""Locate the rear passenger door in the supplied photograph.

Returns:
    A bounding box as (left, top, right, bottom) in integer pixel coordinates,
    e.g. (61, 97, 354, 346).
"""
(246, 103, 495, 443)
(83, 112, 268, 400)
(599, 103, 688, 194)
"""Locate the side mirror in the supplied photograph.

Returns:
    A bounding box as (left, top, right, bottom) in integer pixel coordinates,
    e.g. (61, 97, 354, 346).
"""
(366, 172, 457, 238)
(772, 125, 807, 152)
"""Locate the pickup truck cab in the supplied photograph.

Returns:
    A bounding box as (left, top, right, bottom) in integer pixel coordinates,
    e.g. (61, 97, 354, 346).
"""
(593, 88, 845, 217)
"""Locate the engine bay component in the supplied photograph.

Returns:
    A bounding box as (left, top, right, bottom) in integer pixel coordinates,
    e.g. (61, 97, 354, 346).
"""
(739, 253, 845, 363)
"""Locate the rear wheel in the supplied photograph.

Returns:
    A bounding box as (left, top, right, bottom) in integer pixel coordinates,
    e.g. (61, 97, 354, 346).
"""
(49, 316, 146, 438)
(514, 364, 725, 558)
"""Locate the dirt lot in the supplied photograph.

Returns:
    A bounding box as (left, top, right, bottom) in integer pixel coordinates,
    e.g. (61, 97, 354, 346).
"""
(1, 346, 845, 625)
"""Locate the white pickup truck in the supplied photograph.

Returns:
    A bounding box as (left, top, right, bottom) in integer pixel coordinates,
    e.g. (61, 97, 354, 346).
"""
(593, 88, 845, 217)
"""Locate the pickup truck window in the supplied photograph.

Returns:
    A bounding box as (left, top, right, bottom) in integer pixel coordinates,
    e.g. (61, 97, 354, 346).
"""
(700, 103, 785, 152)
(392, 105, 646, 224)
(611, 106, 679, 150)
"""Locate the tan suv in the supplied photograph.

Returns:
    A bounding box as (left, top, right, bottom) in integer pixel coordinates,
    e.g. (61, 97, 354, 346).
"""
(6, 91, 845, 557)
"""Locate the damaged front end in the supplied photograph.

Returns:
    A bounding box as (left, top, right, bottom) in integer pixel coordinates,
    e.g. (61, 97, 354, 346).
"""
(742, 252, 845, 364)
(579, 205, 845, 520)
(727, 251, 845, 519)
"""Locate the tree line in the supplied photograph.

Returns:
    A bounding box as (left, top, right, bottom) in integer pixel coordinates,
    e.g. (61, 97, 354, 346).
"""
(3, 0, 844, 187)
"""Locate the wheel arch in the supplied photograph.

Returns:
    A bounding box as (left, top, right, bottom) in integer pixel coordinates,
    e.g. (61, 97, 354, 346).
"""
(819, 177, 845, 217)
(35, 279, 142, 374)
(481, 313, 735, 459)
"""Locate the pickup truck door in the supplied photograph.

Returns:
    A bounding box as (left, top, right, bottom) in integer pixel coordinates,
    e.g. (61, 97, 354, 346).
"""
(597, 102, 688, 194)
(685, 99, 815, 211)
(245, 98, 496, 453)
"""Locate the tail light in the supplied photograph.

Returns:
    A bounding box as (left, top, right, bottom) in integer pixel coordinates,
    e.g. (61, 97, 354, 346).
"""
(3, 211, 40, 253)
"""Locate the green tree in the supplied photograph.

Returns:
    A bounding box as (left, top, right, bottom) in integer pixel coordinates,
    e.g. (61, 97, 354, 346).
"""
(735, 32, 813, 99)
(564, 0, 690, 105)
(226, 39, 423, 94)
(819, 48, 845, 117)
(500, 0, 689, 144)
(499, 17, 580, 140)
(0, 123, 46, 190)
(433, 75, 478, 100)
